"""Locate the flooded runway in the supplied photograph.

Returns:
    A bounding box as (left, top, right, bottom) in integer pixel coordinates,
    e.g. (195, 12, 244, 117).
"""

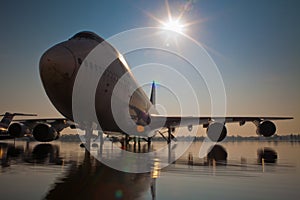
(0, 140, 299, 200)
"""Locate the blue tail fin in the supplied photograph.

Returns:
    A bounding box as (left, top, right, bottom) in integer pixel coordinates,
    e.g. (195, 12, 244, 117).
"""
(150, 81, 156, 106)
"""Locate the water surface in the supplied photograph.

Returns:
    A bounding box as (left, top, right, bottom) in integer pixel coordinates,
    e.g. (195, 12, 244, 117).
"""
(0, 140, 299, 200)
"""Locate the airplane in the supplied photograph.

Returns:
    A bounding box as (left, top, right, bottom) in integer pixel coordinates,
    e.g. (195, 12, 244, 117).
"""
(0, 112, 74, 142)
(0, 112, 37, 139)
(31, 30, 292, 144)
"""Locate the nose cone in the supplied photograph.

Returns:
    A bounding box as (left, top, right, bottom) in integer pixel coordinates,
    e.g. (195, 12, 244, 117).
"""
(39, 44, 77, 120)
(39, 44, 76, 81)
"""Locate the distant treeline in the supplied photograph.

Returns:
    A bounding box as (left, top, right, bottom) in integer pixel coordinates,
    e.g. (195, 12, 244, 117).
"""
(57, 133, 300, 142)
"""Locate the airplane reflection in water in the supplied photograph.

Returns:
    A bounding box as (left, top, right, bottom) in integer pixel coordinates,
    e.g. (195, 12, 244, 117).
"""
(175, 145, 278, 167)
(0, 141, 280, 168)
(0, 141, 284, 199)
(46, 151, 157, 200)
(0, 141, 158, 199)
(257, 148, 278, 164)
(0, 141, 279, 168)
(0, 142, 63, 167)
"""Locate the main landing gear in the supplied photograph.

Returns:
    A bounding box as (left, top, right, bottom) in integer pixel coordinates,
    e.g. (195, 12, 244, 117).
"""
(157, 127, 176, 144)
(119, 135, 152, 152)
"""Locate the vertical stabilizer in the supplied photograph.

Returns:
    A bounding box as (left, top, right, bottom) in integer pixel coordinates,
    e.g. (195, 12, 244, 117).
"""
(0, 112, 14, 128)
(150, 81, 156, 106)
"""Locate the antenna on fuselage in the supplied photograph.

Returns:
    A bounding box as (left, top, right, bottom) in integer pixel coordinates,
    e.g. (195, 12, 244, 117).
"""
(150, 81, 156, 106)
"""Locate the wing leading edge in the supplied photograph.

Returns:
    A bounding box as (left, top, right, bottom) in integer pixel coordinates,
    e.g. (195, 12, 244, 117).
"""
(150, 114, 293, 129)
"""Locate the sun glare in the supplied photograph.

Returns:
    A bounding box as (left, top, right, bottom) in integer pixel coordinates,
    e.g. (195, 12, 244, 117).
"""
(145, 0, 203, 47)
(162, 19, 184, 33)
(145, 0, 195, 35)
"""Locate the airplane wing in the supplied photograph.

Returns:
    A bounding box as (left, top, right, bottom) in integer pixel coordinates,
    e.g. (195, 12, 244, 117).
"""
(7, 118, 76, 142)
(146, 81, 293, 141)
(153, 115, 292, 127)
(150, 114, 293, 141)
(12, 118, 75, 129)
(0, 112, 76, 141)
(150, 114, 293, 128)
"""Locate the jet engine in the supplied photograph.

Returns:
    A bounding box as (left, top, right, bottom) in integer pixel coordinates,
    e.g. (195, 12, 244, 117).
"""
(8, 123, 30, 138)
(256, 120, 276, 137)
(207, 122, 227, 142)
(32, 123, 59, 142)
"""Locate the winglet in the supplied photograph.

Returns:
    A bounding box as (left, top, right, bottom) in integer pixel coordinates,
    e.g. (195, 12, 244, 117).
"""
(150, 81, 156, 106)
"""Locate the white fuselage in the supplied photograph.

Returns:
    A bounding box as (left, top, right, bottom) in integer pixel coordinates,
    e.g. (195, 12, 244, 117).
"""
(39, 32, 154, 136)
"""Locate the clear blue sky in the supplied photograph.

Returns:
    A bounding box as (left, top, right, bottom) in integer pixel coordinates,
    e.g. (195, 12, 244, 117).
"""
(0, 0, 299, 135)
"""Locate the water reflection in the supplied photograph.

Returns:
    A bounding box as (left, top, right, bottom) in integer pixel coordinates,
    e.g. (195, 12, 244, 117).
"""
(0, 142, 63, 167)
(206, 145, 228, 166)
(25, 144, 63, 165)
(0, 141, 280, 169)
(0, 141, 159, 200)
(257, 147, 278, 164)
(0, 142, 23, 167)
(175, 144, 228, 166)
(46, 150, 156, 200)
(0, 141, 285, 200)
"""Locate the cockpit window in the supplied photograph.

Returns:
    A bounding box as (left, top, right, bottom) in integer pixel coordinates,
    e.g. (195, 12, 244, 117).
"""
(70, 31, 104, 43)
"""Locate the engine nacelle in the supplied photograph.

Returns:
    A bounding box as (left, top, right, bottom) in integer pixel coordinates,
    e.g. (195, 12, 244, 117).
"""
(207, 122, 227, 142)
(32, 123, 58, 142)
(8, 123, 30, 138)
(256, 120, 276, 137)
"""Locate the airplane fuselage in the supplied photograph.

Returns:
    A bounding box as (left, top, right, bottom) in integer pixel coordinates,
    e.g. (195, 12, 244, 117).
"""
(39, 32, 153, 135)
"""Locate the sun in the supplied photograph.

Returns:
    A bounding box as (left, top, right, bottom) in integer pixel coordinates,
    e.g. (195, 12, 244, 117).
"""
(162, 19, 185, 33)
(144, 0, 203, 46)
(145, 0, 195, 35)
